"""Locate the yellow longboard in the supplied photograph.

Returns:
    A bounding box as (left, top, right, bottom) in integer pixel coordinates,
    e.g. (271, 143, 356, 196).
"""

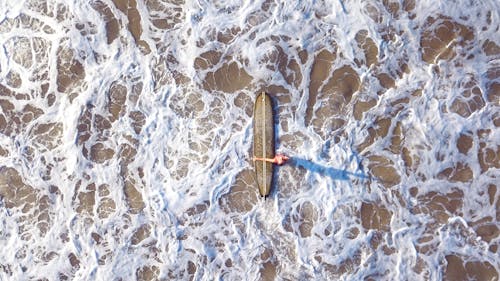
(253, 92, 274, 196)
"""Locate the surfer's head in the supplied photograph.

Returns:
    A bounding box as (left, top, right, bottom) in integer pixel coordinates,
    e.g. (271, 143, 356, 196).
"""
(274, 154, 289, 165)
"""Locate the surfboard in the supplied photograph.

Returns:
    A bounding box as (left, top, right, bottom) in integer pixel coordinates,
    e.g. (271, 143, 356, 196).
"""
(253, 92, 274, 197)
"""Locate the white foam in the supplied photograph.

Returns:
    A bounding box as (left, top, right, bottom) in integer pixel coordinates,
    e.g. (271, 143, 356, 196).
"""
(0, 0, 499, 279)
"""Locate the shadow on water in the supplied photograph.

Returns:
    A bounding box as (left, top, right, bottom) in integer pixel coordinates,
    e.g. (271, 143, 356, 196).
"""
(263, 92, 368, 197)
(289, 157, 369, 181)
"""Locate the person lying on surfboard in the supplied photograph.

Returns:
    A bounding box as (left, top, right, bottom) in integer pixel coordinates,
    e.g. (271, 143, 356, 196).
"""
(253, 154, 289, 166)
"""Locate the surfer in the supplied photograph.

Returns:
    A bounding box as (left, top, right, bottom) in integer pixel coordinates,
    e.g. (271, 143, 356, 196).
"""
(253, 154, 289, 166)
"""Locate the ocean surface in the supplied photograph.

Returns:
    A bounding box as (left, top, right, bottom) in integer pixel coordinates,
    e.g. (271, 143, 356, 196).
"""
(0, 0, 499, 280)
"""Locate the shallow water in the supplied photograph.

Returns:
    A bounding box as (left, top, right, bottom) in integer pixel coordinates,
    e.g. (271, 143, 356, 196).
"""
(0, 0, 499, 280)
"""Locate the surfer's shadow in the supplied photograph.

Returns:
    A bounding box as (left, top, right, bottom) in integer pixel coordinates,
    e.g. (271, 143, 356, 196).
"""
(288, 157, 369, 181)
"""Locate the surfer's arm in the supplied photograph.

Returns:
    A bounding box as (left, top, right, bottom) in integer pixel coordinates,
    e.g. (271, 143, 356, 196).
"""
(253, 154, 289, 165)
(253, 156, 276, 163)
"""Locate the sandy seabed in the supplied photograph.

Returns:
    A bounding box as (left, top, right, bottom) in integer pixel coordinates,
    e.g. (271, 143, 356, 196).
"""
(0, 0, 499, 280)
